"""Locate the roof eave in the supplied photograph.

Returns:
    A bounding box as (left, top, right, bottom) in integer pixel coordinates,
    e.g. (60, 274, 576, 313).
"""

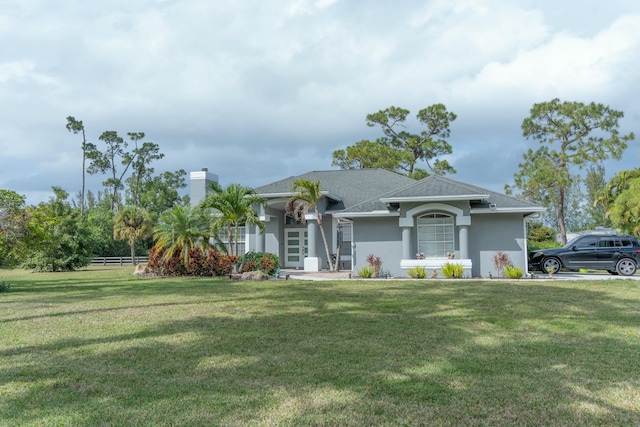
(380, 194, 490, 203)
(257, 191, 341, 202)
(333, 211, 400, 218)
(470, 207, 547, 214)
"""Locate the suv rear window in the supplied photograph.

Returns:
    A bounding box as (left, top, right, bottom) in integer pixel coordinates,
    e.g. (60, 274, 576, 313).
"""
(619, 238, 635, 247)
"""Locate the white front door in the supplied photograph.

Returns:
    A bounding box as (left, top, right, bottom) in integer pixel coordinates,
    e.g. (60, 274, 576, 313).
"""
(284, 229, 307, 268)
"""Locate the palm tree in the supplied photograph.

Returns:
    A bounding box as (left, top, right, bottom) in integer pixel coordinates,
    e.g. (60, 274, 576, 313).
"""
(153, 205, 211, 264)
(595, 168, 640, 235)
(199, 183, 265, 270)
(113, 205, 153, 265)
(285, 179, 336, 271)
(595, 168, 640, 209)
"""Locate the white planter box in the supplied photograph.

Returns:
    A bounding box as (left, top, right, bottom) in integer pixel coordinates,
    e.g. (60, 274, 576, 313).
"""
(400, 258, 472, 278)
(304, 257, 321, 272)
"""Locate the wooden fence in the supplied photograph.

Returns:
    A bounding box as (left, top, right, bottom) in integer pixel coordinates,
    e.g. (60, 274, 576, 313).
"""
(90, 256, 149, 266)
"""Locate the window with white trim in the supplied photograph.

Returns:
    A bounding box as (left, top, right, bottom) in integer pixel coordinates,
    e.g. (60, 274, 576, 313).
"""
(417, 213, 454, 258)
(217, 226, 246, 255)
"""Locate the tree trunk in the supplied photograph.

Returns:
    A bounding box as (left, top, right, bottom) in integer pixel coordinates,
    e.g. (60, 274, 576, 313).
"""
(233, 225, 239, 258)
(81, 153, 86, 218)
(558, 187, 567, 245)
(234, 224, 246, 273)
(316, 212, 335, 271)
(80, 127, 87, 218)
(228, 225, 238, 273)
(130, 237, 137, 265)
(335, 243, 342, 272)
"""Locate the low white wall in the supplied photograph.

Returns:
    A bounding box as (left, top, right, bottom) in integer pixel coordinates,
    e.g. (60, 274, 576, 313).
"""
(400, 258, 473, 278)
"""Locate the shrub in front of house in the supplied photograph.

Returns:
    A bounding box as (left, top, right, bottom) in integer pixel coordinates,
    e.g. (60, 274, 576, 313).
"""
(407, 266, 426, 279)
(242, 252, 280, 276)
(504, 265, 524, 279)
(358, 265, 375, 278)
(147, 246, 238, 277)
(147, 246, 186, 276)
(441, 262, 464, 279)
(493, 251, 511, 277)
(366, 254, 383, 278)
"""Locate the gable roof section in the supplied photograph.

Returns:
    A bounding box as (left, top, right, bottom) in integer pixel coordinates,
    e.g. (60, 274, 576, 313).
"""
(380, 175, 490, 202)
(340, 174, 544, 215)
(254, 169, 414, 210)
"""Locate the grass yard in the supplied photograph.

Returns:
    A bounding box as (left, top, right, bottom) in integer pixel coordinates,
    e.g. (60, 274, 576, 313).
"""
(1, 267, 639, 426)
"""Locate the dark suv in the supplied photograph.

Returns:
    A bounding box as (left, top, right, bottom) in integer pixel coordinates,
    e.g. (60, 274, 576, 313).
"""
(529, 234, 640, 276)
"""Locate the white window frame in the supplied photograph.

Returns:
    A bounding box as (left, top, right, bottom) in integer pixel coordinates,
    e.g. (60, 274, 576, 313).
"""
(417, 213, 454, 258)
(217, 226, 247, 255)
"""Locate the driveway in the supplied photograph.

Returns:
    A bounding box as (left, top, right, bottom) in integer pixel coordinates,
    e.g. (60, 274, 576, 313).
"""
(533, 271, 640, 281)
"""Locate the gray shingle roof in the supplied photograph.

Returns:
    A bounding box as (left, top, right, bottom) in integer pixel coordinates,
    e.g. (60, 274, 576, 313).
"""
(254, 169, 414, 210)
(383, 175, 490, 199)
(378, 175, 543, 211)
(254, 169, 543, 214)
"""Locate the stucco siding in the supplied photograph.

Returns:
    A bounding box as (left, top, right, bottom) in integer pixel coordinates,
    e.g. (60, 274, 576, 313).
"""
(469, 213, 527, 277)
(263, 217, 283, 260)
(353, 217, 403, 277)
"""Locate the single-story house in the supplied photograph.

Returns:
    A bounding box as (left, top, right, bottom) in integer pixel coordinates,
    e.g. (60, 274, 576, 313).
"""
(190, 168, 545, 278)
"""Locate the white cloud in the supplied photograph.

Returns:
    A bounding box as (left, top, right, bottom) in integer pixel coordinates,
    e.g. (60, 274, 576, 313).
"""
(446, 13, 640, 114)
(0, 0, 639, 204)
(287, 0, 339, 17)
(0, 61, 58, 85)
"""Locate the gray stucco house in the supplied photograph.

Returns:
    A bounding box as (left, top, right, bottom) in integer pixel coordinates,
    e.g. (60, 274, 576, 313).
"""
(192, 168, 545, 278)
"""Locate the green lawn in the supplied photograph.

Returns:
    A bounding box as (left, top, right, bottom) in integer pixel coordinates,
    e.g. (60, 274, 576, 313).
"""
(1, 267, 639, 426)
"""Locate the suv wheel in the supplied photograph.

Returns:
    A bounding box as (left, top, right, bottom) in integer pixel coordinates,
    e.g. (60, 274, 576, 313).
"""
(542, 257, 561, 274)
(616, 258, 637, 276)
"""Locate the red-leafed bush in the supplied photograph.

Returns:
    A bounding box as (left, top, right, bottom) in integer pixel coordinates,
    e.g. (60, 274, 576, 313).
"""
(242, 259, 257, 273)
(207, 250, 238, 276)
(258, 253, 279, 276)
(148, 245, 238, 277)
(186, 248, 207, 276)
(366, 253, 383, 278)
(147, 245, 163, 270)
(241, 252, 280, 276)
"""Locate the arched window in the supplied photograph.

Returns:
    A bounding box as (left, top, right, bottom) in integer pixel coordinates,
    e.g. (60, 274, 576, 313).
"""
(417, 213, 454, 258)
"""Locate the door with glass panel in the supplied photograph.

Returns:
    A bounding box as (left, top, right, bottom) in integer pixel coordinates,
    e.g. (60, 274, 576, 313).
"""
(284, 229, 308, 268)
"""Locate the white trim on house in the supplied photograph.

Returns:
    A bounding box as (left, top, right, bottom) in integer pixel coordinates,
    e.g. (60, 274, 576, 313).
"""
(381, 194, 490, 203)
(257, 191, 342, 202)
(333, 211, 400, 218)
(470, 207, 547, 214)
(400, 203, 470, 227)
(259, 192, 295, 198)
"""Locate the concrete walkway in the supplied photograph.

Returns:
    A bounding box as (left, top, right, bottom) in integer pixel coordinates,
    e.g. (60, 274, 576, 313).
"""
(536, 272, 640, 281)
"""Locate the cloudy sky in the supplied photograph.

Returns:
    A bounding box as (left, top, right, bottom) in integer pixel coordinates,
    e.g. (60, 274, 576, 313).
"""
(1, 0, 639, 205)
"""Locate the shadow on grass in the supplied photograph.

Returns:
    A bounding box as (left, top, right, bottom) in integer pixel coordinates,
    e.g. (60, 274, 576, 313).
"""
(1, 279, 640, 425)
